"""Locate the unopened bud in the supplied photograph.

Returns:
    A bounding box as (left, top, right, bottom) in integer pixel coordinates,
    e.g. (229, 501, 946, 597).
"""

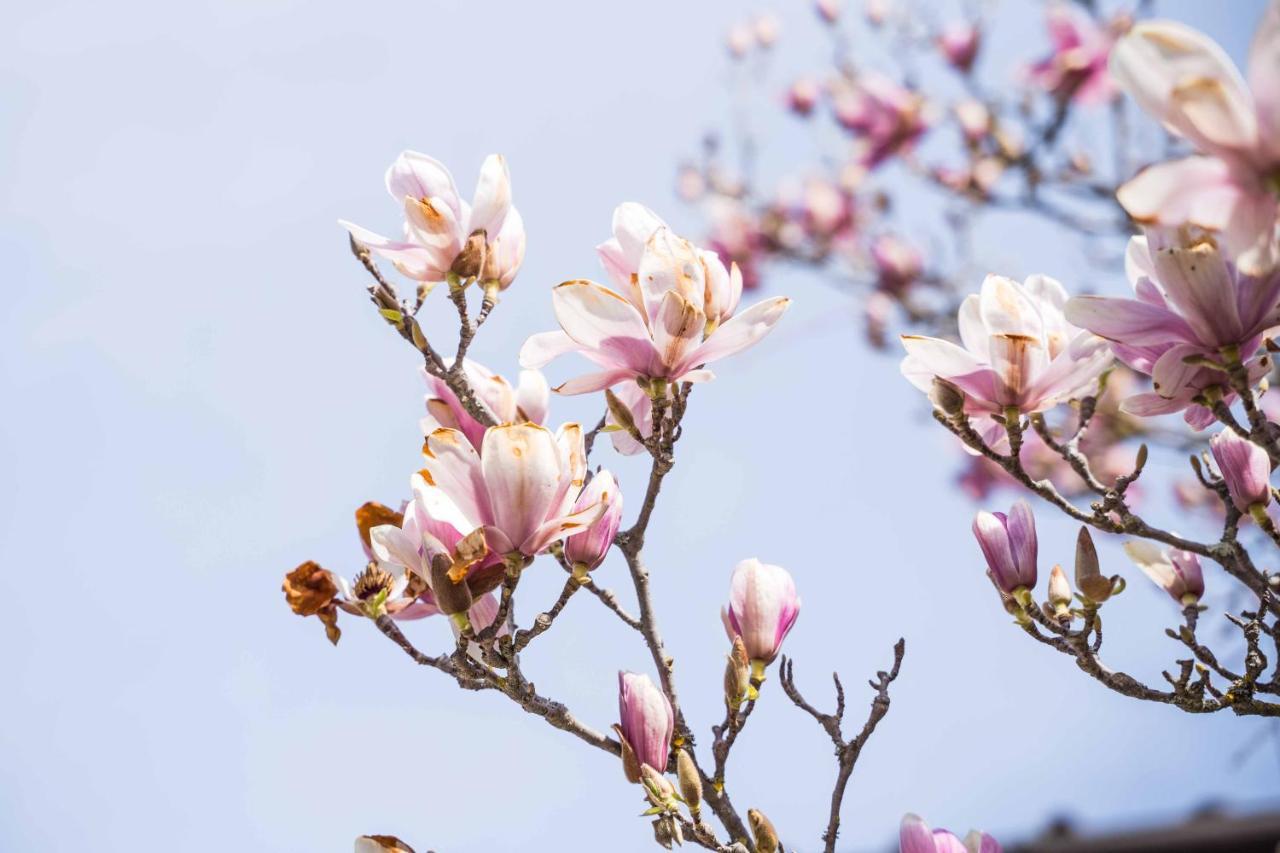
(652, 814, 682, 849)
(429, 553, 473, 617)
(1047, 565, 1072, 618)
(748, 808, 780, 853)
(929, 376, 966, 418)
(640, 764, 678, 811)
(1074, 527, 1112, 604)
(724, 636, 750, 710)
(450, 230, 487, 280)
(676, 749, 702, 818)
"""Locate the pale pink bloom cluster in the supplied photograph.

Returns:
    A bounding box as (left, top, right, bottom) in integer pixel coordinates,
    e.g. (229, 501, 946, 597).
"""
(341, 151, 525, 290)
(901, 274, 1112, 432)
(721, 558, 801, 665)
(520, 203, 790, 393)
(1111, 6, 1280, 273)
(900, 814, 1002, 853)
(832, 73, 930, 168)
(1065, 229, 1280, 428)
(420, 359, 548, 450)
(1027, 2, 1121, 106)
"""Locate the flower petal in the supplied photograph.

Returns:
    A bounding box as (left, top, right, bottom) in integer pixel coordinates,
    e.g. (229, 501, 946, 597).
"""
(682, 296, 791, 371)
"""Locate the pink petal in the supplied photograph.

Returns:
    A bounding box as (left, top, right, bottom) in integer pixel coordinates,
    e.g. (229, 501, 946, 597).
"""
(339, 220, 444, 282)
(468, 154, 513, 239)
(1063, 295, 1194, 346)
(520, 330, 584, 370)
(900, 814, 938, 853)
(480, 423, 563, 555)
(681, 296, 791, 371)
(385, 150, 461, 221)
(416, 428, 494, 534)
(551, 280, 657, 374)
(553, 367, 641, 395)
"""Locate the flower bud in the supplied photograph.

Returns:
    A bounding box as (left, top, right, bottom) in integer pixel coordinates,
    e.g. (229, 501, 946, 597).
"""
(748, 808, 780, 853)
(973, 502, 1037, 595)
(1210, 429, 1272, 512)
(721, 559, 801, 668)
(929, 376, 967, 418)
(428, 553, 474, 626)
(816, 0, 842, 24)
(724, 635, 751, 710)
(1074, 527, 1114, 604)
(787, 78, 821, 116)
(652, 814, 683, 849)
(449, 230, 487, 280)
(937, 22, 980, 72)
(640, 763, 679, 812)
(618, 671, 674, 776)
(676, 749, 702, 819)
(1047, 565, 1072, 619)
(1124, 541, 1205, 606)
(563, 470, 623, 577)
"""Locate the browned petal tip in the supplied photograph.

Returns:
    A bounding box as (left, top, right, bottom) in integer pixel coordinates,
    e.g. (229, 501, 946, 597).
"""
(355, 501, 404, 549)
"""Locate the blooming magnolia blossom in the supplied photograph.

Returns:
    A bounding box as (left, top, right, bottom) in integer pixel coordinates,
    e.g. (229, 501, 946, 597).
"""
(616, 671, 674, 779)
(367, 490, 505, 597)
(420, 360, 549, 451)
(1064, 231, 1280, 428)
(563, 470, 624, 574)
(414, 423, 605, 561)
(832, 72, 929, 168)
(1110, 6, 1280, 273)
(900, 814, 1002, 853)
(901, 274, 1112, 427)
(1028, 2, 1120, 105)
(341, 151, 525, 290)
(1210, 429, 1273, 511)
(1123, 540, 1205, 604)
(721, 558, 801, 666)
(973, 501, 1038, 595)
(519, 204, 790, 393)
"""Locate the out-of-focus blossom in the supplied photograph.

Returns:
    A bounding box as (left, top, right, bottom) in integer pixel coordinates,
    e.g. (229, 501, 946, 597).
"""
(833, 73, 929, 168)
(871, 234, 923, 294)
(616, 671, 674, 781)
(1210, 429, 1273, 511)
(519, 204, 788, 393)
(902, 274, 1112, 420)
(1028, 3, 1121, 106)
(706, 198, 766, 290)
(355, 835, 416, 853)
(816, 0, 842, 25)
(754, 14, 780, 48)
(721, 558, 801, 666)
(563, 470, 624, 575)
(727, 23, 753, 59)
(676, 164, 707, 202)
(938, 22, 981, 73)
(341, 151, 525, 291)
(803, 178, 853, 237)
(954, 99, 992, 144)
(865, 289, 894, 350)
(865, 0, 889, 27)
(415, 423, 605, 561)
(1065, 230, 1279, 428)
(420, 359, 548, 451)
(1111, 7, 1280, 273)
(900, 814, 1002, 853)
(788, 78, 821, 117)
(1123, 540, 1205, 604)
(973, 501, 1038, 595)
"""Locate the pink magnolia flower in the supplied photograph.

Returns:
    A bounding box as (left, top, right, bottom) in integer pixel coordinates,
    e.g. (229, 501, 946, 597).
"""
(901, 814, 1002, 853)
(1123, 540, 1205, 605)
(973, 501, 1038, 594)
(519, 204, 789, 393)
(1210, 429, 1273, 511)
(833, 73, 929, 168)
(1064, 230, 1280, 428)
(721, 558, 801, 666)
(340, 151, 525, 291)
(1028, 3, 1119, 105)
(871, 234, 923, 294)
(563, 470, 624, 575)
(420, 360, 549, 451)
(788, 78, 821, 117)
(1110, 7, 1280, 273)
(367, 492, 506, 599)
(617, 671, 674, 775)
(901, 274, 1112, 420)
(414, 423, 605, 561)
(937, 22, 981, 73)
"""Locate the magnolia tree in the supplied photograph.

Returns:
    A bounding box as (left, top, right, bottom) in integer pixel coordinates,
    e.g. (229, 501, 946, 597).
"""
(285, 2, 1280, 851)
(682, 0, 1280, 720)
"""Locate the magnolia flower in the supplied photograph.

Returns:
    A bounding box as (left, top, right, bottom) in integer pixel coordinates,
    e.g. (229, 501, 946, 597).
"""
(1110, 6, 1280, 273)
(519, 204, 789, 393)
(721, 559, 801, 668)
(563, 470, 624, 575)
(937, 22, 981, 73)
(833, 73, 929, 168)
(1064, 230, 1279, 428)
(1210, 429, 1273, 512)
(420, 360, 549, 451)
(900, 814, 1002, 853)
(341, 151, 525, 291)
(414, 423, 605, 561)
(1028, 3, 1119, 105)
(973, 501, 1038, 595)
(616, 671, 674, 781)
(871, 234, 923, 293)
(901, 274, 1112, 424)
(1123, 540, 1205, 604)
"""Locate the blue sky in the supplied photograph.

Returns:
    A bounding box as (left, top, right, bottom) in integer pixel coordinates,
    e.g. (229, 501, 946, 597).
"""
(1, 1, 1274, 851)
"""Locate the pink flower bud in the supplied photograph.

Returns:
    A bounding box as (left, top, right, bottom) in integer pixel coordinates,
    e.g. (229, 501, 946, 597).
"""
(617, 672, 674, 776)
(1210, 429, 1272, 512)
(721, 558, 801, 665)
(900, 814, 1002, 853)
(787, 78, 821, 117)
(937, 22, 980, 72)
(1123, 540, 1205, 605)
(816, 0, 842, 24)
(973, 501, 1038, 594)
(753, 14, 780, 48)
(563, 470, 623, 575)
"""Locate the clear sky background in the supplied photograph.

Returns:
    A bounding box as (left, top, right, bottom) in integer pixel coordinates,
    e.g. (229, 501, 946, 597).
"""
(2, 1, 1275, 851)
